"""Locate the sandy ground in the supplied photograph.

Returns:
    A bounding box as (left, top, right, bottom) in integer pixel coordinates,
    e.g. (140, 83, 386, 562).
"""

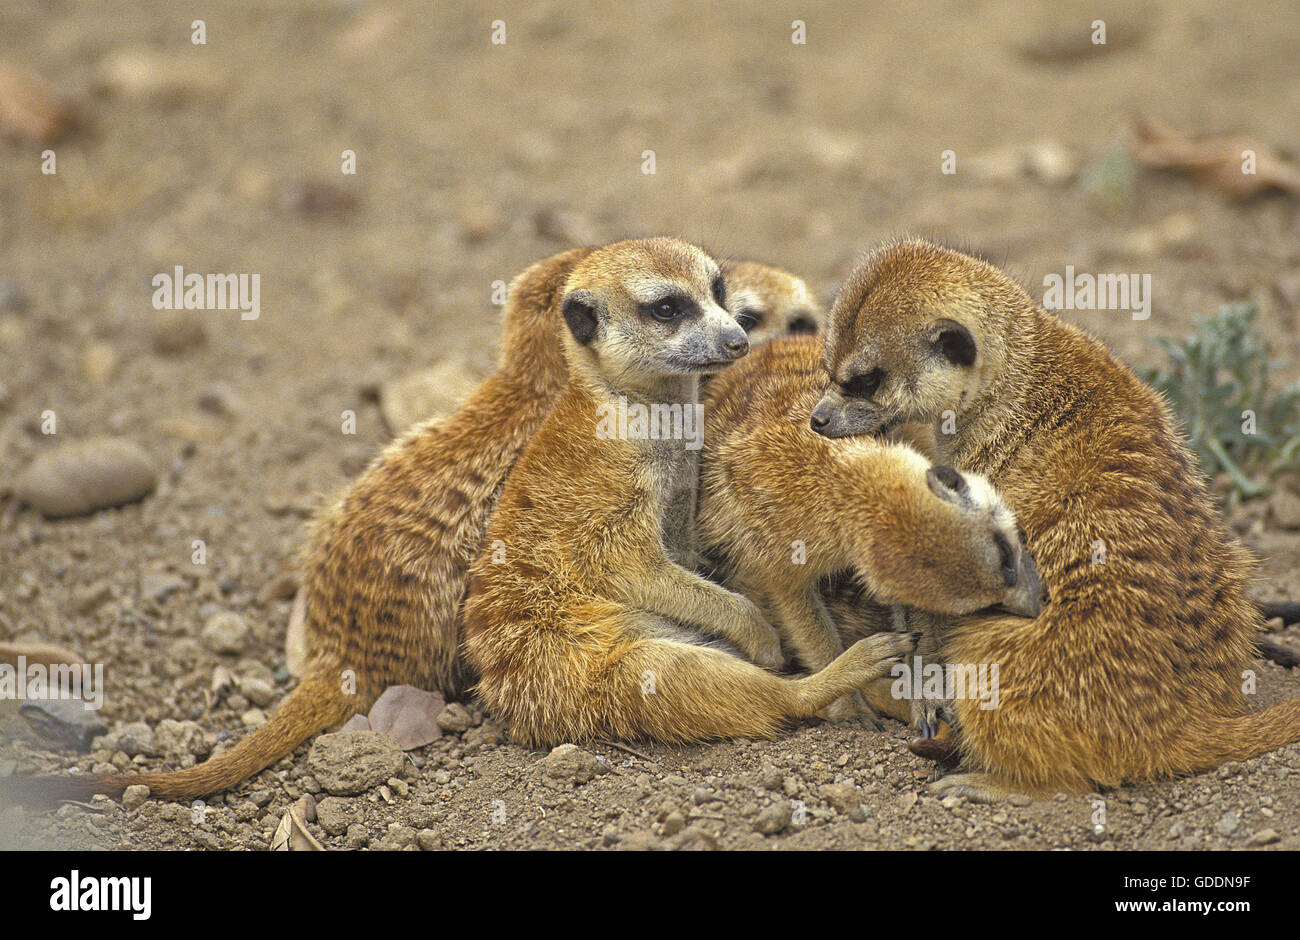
(1, 0, 1299, 851)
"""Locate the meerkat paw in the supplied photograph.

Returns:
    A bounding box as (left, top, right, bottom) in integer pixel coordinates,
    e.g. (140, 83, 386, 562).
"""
(822, 691, 883, 729)
(926, 772, 1025, 804)
(734, 601, 785, 670)
(910, 697, 956, 739)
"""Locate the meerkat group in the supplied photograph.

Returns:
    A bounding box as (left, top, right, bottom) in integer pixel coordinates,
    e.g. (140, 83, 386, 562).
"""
(7, 233, 1297, 809)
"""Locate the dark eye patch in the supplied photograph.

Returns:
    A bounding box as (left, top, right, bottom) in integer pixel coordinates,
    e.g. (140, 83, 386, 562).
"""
(994, 532, 1017, 586)
(711, 274, 727, 307)
(734, 307, 762, 332)
(640, 293, 698, 323)
(841, 367, 883, 398)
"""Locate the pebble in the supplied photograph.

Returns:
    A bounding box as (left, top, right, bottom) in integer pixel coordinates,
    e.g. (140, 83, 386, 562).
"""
(1246, 828, 1280, 847)
(100, 49, 228, 101)
(15, 438, 156, 518)
(121, 784, 150, 809)
(416, 829, 442, 851)
(1269, 488, 1300, 530)
(200, 612, 251, 654)
(538, 743, 606, 784)
(660, 811, 686, 837)
(315, 797, 352, 835)
(81, 342, 119, 384)
(379, 360, 479, 435)
(754, 802, 792, 835)
(1215, 811, 1240, 836)
(150, 310, 207, 354)
(345, 823, 370, 849)
(818, 782, 861, 815)
(240, 708, 267, 728)
(237, 676, 278, 708)
(435, 702, 473, 734)
(18, 700, 109, 752)
(307, 731, 405, 795)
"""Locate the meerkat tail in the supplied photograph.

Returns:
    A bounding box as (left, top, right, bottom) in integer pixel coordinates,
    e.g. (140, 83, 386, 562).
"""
(0, 668, 353, 807)
(1173, 698, 1300, 773)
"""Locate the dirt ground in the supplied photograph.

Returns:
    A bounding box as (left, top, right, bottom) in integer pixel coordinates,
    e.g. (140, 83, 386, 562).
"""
(2, 0, 1300, 851)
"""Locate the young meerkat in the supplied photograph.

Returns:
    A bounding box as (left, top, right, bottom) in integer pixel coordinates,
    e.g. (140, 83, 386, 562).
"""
(811, 237, 1300, 800)
(1, 249, 827, 808)
(0, 247, 593, 805)
(462, 237, 917, 747)
(697, 333, 1043, 723)
(721, 259, 823, 342)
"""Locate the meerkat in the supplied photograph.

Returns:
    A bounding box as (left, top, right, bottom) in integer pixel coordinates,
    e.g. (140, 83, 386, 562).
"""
(0, 247, 593, 805)
(462, 237, 917, 747)
(697, 334, 1043, 724)
(811, 237, 1300, 800)
(720, 259, 823, 343)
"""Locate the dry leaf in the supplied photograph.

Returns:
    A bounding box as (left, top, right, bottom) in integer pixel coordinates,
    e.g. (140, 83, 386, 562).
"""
(285, 587, 308, 678)
(271, 797, 324, 851)
(340, 714, 371, 733)
(366, 684, 444, 750)
(0, 61, 78, 144)
(1132, 116, 1300, 198)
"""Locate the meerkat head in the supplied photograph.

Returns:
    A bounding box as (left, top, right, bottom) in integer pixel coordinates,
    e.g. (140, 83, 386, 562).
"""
(721, 260, 824, 344)
(559, 238, 749, 388)
(919, 463, 1045, 616)
(810, 239, 1029, 439)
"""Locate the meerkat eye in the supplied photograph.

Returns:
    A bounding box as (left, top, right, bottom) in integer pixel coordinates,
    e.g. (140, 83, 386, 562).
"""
(711, 274, 727, 307)
(993, 532, 1017, 586)
(787, 310, 817, 334)
(735, 308, 762, 332)
(842, 368, 883, 398)
(645, 295, 690, 322)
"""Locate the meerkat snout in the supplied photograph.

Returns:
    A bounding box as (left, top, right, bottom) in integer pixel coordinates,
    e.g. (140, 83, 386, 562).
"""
(926, 464, 1045, 618)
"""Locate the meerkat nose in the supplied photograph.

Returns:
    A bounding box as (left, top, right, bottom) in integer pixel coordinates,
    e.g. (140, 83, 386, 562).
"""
(810, 411, 829, 431)
(723, 334, 749, 357)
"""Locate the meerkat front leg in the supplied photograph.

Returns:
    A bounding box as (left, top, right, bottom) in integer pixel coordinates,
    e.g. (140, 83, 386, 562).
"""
(618, 559, 784, 669)
(768, 585, 876, 724)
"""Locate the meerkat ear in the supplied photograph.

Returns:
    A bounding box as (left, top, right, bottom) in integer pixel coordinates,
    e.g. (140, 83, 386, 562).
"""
(561, 293, 599, 346)
(926, 464, 970, 504)
(932, 319, 977, 367)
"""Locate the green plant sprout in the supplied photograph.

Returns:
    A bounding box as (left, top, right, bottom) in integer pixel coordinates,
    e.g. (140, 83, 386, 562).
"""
(1141, 303, 1300, 507)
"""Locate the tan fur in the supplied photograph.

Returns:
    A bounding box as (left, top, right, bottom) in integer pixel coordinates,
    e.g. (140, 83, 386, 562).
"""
(0, 248, 591, 805)
(698, 334, 1041, 722)
(815, 238, 1299, 798)
(720, 259, 824, 343)
(463, 238, 915, 748)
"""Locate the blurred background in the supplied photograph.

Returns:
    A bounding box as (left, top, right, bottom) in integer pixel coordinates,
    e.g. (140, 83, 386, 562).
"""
(1, 0, 1300, 851)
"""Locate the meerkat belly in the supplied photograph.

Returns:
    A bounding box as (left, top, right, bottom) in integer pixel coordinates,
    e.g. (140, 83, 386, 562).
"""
(650, 440, 700, 566)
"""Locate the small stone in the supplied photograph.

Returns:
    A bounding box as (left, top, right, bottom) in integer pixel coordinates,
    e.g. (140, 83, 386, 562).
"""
(100, 49, 228, 102)
(941, 795, 964, 811)
(241, 708, 267, 728)
(1246, 828, 1280, 847)
(435, 702, 473, 734)
(344, 823, 369, 849)
(315, 797, 352, 835)
(538, 743, 603, 784)
(416, 828, 442, 851)
(81, 342, 119, 384)
(818, 782, 861, 815)
(379, 360, 479, 435)
(660, 811, 686, 837)
(17, 699, 109, 752)
(122, 784, 150, 809)
(754, 802, 792, 835)
(15, 438, 156, 518)
(237, 676, 278, 708)
(200, 612, 251, 655)
(150, 310, 207, 355)
(1269, 488, 1300, 530)
(307, 731, 405, 795)
(1215, 811, 1240, 836)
